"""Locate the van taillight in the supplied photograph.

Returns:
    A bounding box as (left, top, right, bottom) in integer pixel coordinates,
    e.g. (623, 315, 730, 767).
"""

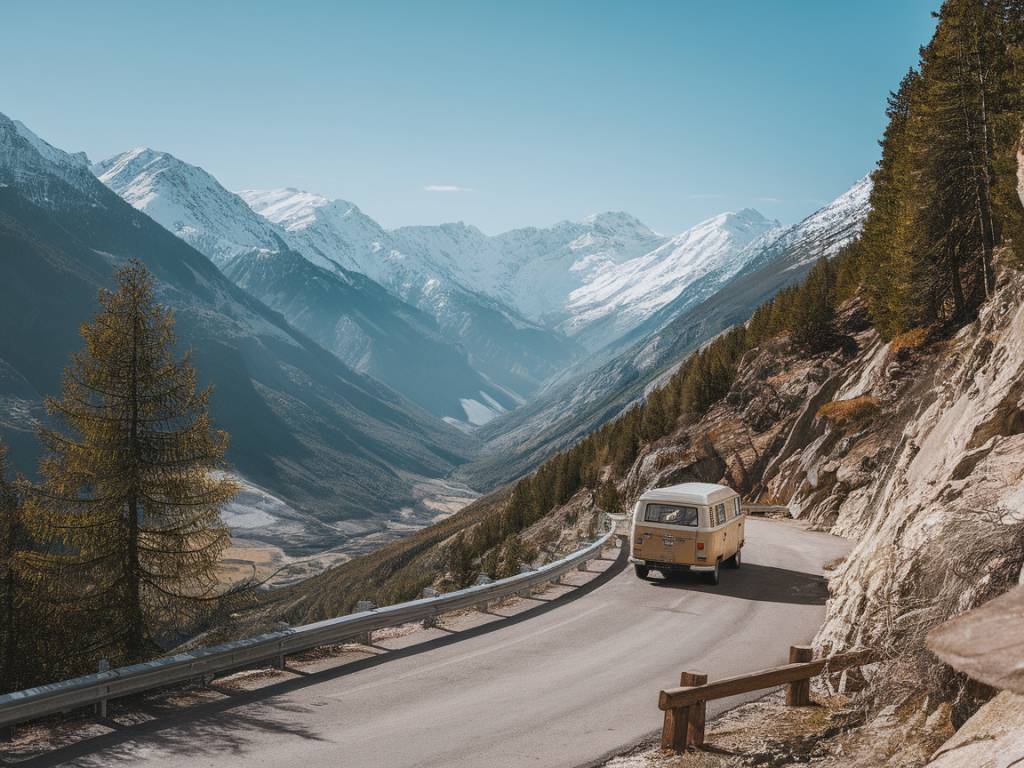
(697, 542, 705, 550)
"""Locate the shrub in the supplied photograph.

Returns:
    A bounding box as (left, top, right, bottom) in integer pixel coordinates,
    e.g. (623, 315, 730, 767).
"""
(817, 395, 881, 426)
(889, 327, 930, 358)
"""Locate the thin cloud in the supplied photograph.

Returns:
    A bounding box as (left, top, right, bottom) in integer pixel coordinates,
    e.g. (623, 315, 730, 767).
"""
(424, 184, 474, 193)
(753, 196, 783, 204)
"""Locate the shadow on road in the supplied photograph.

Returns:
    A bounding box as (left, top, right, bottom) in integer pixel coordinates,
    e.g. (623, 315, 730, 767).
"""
(7, 541, 630, 768)
(646, 562, 830, 606)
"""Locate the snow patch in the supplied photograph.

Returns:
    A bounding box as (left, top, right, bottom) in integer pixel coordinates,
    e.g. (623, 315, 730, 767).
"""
(459, 397, 500, 426)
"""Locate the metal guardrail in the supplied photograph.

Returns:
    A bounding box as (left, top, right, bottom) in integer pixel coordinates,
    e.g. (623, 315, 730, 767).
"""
(0, 526, 616, 731)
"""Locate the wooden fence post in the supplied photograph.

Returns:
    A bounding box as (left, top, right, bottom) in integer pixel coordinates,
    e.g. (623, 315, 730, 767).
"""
(681, 671, 708, 746)
(661, 670, 707, 752)
(660, 702, 690, 751)
(786, 646, 813, 705)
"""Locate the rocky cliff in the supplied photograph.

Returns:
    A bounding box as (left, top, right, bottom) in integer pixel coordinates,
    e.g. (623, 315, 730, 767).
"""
(607, 253, 1023, 702)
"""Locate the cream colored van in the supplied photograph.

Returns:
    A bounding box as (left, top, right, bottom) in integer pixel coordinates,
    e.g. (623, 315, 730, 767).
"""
(629, 482, 745, 585)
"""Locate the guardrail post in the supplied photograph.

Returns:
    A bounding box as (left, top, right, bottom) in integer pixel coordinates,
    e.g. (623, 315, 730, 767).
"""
(355, 600, 377, 644)
(96, 659, 110, 718)
(422, 587, 439, 628)
(681, 671, 707, 747)
(273, 622, 289, 669)
(473, 575, 493, 610)
(786, 646, 813, 705)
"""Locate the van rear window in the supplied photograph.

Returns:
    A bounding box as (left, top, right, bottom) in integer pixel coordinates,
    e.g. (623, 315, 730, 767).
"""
(644, 503, 699, 526)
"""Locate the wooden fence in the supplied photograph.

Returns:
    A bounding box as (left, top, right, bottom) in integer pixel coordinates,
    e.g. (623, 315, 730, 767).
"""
(658, 646, 877, 751)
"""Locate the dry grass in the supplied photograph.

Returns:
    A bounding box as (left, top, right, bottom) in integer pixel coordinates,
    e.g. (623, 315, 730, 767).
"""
(889, 327, 931, 358)
(817, 396, 881, 426)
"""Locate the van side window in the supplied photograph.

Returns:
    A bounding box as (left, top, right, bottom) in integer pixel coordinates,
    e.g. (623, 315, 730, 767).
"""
(733, 497, 742, 518)
(644, 503, 698, 527)
(715, 503, 726, 526)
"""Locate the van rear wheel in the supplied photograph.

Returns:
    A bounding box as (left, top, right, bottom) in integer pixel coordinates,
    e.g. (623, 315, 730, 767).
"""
(634, 564, 650, 579)
(726, 548, 742, 569)
(705, 561, 720, 585)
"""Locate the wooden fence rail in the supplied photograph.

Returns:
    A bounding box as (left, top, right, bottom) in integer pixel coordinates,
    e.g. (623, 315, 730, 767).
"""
(659, 646, 877, 752)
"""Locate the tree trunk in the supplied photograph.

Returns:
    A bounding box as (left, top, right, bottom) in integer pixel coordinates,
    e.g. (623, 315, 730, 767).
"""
(956, 34, 995, 301)
(970, 18, 996, 297)
(951, 243, 966, 319)
(125, 293, 144, 661)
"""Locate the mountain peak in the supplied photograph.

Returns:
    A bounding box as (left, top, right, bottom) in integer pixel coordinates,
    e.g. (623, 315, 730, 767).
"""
(580, 210, 659, 238)
(238, 187, 334, 231)
(94, 146, 288, 267)
(1, 115, 91, 169)
(0, 113, 100, 202)
(732, 207, 770, 222)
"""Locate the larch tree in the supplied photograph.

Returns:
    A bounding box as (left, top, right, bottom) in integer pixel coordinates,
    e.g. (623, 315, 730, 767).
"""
(32, 259, 237, 664)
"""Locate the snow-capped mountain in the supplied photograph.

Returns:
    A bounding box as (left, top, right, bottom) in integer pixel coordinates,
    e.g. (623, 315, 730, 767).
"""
(735, 174, 872, 276)
(464, 176, 872, 489)
(239, 188, 396, 278)
(241, 186, 791, 356)
(0, 117, 97, 205)
(93, 149, 518, 426)
(390, 211, 666, 327)
(561, 208, 781, 350)
(94, 148, 287, 267)
(240, 188, 582, 398)
(0, 113, 470, 551)
(240, 186, 784, 356)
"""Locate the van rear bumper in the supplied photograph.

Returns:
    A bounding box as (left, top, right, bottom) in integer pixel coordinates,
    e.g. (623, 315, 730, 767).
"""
(632, 558, 713, 573)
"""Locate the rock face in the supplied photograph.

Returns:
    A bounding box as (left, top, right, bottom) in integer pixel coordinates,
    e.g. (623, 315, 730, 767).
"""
(924, 691, 1024, 767)
(817, 265, 1024, 652)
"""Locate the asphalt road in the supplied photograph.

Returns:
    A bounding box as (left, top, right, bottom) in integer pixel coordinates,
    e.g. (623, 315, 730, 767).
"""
(22, 519, 850, 768)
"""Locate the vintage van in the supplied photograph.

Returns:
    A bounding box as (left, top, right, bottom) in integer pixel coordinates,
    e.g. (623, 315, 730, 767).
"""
(629, 482, 744, 585)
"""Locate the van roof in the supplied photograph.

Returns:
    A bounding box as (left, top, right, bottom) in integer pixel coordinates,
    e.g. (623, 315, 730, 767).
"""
(638, 482, 736, 506)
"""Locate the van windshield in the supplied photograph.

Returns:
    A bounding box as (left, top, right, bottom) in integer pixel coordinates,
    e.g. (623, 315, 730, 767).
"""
(644, 503, 699, 527)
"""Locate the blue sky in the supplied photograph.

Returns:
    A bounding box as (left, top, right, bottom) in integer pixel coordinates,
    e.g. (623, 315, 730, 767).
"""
(2, 1, 938, 235)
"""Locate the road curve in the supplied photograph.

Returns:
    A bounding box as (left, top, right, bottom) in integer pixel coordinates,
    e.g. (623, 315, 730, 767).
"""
(24, 519, 850, 768)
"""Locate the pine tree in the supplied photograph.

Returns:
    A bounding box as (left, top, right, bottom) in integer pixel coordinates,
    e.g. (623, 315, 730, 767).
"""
(446, 532, 476, 589)
(32, 259, 237, 664)
(640, 389, 668, 442)
(791, 258, 837, 351)
(498, 535, 525, 578)
(596, 479, 621, 516)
